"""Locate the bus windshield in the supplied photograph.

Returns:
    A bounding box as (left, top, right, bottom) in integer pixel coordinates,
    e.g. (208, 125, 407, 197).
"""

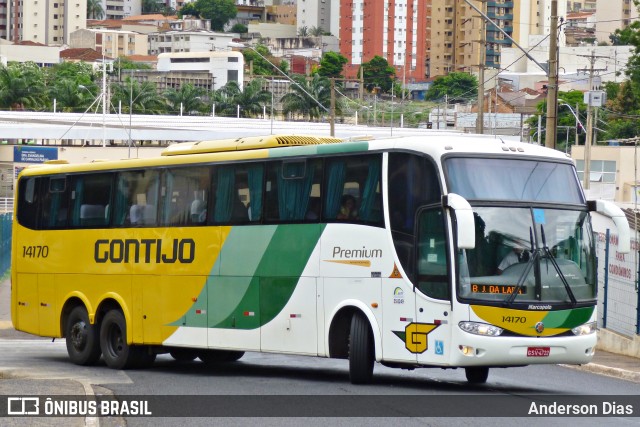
(457, 207, 596, 304)
(446, 157, 584, 204)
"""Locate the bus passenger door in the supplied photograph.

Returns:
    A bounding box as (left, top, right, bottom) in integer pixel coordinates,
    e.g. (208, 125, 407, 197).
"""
(414, 207, 452, 366)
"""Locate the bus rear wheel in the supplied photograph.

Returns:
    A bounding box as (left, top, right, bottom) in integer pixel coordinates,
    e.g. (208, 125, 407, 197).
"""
(465, 367, 489, 384)
(65, 306, 101, 366)
(170, 348, 198, 362)
(199, 350, 245, 364)
(100, 309, 155, 369)
(348, 311, 374, 384)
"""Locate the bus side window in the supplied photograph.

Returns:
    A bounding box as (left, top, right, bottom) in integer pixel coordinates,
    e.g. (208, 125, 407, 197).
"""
(265, 159, 319, 222)
(70, 173, 112, 228)
(38, 177, 69, 229)
(17, 177, 39, 229)
(115, 170, 160, 227)
(322, 154, 381, 225)
(213, 164, 262, 224)
(161, 166, 209, 226)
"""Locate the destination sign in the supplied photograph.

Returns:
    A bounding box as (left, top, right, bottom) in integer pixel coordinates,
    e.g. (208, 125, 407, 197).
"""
(471, 284, 526, 294)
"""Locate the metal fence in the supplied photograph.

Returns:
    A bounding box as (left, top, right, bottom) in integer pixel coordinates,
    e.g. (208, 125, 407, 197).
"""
(0, 213, 11, 278)
(596, 229, 640, 337)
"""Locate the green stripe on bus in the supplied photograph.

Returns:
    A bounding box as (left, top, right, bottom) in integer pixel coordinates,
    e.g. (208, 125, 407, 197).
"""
(173, 224, 324, 329)
(541, 306, 594, 328)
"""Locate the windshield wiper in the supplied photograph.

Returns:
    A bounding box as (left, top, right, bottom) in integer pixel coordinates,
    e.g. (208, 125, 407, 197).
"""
(505, 227, 536, 306)
(540, 225, 577, 305)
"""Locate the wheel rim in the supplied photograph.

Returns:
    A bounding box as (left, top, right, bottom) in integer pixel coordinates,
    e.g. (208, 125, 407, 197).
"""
(70, 321, 88, 352)
(106, 323, 124, 358)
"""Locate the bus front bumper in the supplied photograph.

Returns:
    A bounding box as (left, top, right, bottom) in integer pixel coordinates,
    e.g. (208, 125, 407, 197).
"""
(447, 331, 597, 367)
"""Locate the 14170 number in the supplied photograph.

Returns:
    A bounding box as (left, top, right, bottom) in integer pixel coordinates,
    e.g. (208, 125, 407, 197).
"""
(22, 245, 49, 258)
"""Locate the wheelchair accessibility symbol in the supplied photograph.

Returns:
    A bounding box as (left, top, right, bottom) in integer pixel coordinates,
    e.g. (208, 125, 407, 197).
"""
(435, 340, 444, 355)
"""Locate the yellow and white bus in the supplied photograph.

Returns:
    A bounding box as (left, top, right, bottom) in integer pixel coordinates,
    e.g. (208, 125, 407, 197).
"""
(11, 134, 630, 384)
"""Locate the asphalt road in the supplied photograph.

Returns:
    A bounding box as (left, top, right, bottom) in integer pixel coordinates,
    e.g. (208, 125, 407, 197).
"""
(1, 277, 639, 426)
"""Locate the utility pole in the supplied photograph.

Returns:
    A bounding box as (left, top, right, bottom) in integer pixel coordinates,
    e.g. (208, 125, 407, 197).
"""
(545, 0, 559, 149)
(578, 51, 607, 190)
(476, 1, 486, 135)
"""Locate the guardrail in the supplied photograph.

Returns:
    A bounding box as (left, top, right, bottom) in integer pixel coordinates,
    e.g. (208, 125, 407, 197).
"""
(0, 212, 11, 278)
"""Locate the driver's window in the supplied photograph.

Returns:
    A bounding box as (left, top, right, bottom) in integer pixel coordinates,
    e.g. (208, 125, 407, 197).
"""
(417, 207, 449, 300)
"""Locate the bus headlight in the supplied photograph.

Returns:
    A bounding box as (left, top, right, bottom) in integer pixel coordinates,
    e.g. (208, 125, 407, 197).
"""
(571, 321, 597, 336)
(458, 321, 503, 336)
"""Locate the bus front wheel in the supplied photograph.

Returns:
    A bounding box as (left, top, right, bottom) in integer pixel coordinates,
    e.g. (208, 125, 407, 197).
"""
(348, 312, 374, 384)
(100, 309, 155, 369)
(465, 367, 489, 384)
(65, 306, 101, 366)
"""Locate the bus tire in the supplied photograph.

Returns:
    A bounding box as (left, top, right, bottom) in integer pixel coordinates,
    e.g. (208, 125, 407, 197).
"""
(199, 350, 245, 364)
(100, 309, 146, 370)
(170, 348, 198, 362)
(348, 311, 374, 384)
(65, 306, 102, 366)
(465, 367, 489, 384)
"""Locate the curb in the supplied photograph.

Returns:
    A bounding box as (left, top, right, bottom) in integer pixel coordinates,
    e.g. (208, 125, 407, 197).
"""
(561, 363, 640, 383)
(0, 320, 12, 330)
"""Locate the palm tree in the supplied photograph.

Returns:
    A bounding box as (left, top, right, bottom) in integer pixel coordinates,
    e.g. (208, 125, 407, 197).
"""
(111, 78, 165, 114)
(163, 83, 206, 115)
(214, 81, 242, 117)
(0, 63, 46, 110)
(228, 79, 272, 118)
(49, 79, 98, 112)
(297, 26, 309, 37)
(309, 26, 324, 37)
(281, 74, 332, 121)
(87, 0, 105, 20)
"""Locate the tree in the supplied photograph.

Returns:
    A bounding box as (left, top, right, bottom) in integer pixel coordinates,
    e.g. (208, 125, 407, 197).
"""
(362, 56, 395, 93)
(87, 0, 105, 19)
(526, 90, 588, 149)
(309, 26, 324, 37)
(424, 72, 478, 102)
(281, 74, 332, 121)
(142, 0, 163, 14)
(225, 79, 272, 118)
(317, 52, 348, 78)
(163, 83, 206, 115)
(49, 79, 96, 113)
(110, 78, 165, 114)
(112, 57, 152, 80)
(0, 62, 47, 110)
(298, 26, 309, 37)
(610, 25, 639, 46)
(178, 2, 199, 17)
(230, 23, 248, 33)
(184, 0, 237, 32)
(45, 62, 96, 89)
(241, 45, 281, 76)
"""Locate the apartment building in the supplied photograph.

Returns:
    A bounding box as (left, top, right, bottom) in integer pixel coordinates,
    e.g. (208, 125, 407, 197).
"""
(102, 0, 124, 19)
(69, 28, 148, 58)
(148, 30, 236, 55)
(594, 0, 639, 44)
(297, 0, 335, 35)
(339, 0, 427, 81)
(3, 0, 87, 45)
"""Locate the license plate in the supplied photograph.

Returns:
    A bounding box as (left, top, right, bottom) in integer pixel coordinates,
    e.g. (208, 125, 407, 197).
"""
(527, 347, 550, 357)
